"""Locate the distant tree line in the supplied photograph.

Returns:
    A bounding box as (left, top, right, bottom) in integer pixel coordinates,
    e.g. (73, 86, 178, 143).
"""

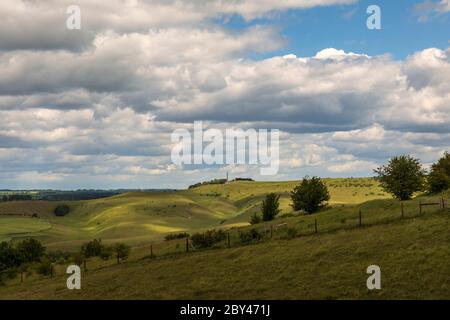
(1, 194, 33, 202)
(188, 179, 227, 189)
(164, 232, 190, 241)
(0, 189, 176, 202)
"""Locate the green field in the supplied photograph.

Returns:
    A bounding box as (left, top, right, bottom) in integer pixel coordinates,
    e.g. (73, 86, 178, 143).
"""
(0, 178, 449, 299)
(0, 217, 51, 242)
(0, 178, 388, 250)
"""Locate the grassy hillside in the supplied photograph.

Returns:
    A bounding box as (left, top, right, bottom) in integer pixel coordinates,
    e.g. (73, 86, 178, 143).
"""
(0, 203, 448, 299)
(0, 178, 389, 250)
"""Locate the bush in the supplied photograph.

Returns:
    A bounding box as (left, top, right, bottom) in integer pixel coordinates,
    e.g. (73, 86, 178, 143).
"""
(164, 232, 190, 241)
(250, 213, 262, 225)
(48, 250, 71, 263)
(54, 204, 70, 217)
(191, 229, 226, 249)
(240, 229, 263, 244)
(428, 152, 450, 194)
(291, 176, 330, 214)
(36, 257, 52, 276)
(374, 155, 426, 200)
(261, 193, 281, 221)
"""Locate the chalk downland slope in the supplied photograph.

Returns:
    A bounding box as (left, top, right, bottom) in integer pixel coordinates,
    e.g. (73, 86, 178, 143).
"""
(0, 178, 389, 250)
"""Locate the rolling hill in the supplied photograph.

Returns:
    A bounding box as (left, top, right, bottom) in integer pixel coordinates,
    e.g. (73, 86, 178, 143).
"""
(0, 178, 389, 250)
(0, 194, 448, 299)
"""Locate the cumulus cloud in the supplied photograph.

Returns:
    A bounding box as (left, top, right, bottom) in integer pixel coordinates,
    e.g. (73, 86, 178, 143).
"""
(0, 0, 358, 51)
(0, 0, 449, 189)
(414, 0, 450, 22)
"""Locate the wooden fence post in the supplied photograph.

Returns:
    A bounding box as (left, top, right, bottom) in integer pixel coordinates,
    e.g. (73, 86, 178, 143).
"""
(150, 244, 154, 258)
(227, 233, 231, 248)
(419, 201, 422, 215)
(314, 219, 318, 234)
(185, 238, 189, 253)
(359, 208, 362, 227)
(401, 202, 404, 219)
(442, 197, 445, 210)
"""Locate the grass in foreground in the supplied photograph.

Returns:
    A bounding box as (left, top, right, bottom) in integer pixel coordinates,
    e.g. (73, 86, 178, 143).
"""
(0, 205, 449, 299)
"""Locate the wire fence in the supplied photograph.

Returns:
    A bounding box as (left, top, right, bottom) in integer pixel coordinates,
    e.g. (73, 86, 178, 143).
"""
(3, 196, 449, 285)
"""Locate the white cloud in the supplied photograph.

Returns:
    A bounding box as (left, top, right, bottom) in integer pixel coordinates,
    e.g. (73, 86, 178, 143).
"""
(414, 0, 450, 22)
(0, 0, 358, 51)
(0, 0, 449, 189)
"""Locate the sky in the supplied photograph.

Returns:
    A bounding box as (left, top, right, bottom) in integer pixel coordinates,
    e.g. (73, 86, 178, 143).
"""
(0, 0, 449, 190)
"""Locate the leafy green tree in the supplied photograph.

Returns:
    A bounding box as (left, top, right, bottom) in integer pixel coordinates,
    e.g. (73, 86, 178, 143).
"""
(291, 177, 330, 214)
(428, 152, 450, 194)
(114, 243, 130, 264)
(16, 238, 45, 264)
(0, 242, 20, 271)
(261, 193, 280, 221)
(81, 239, 104, 258)
(374, 155, 426, 200)
(54, 204, 70, 216)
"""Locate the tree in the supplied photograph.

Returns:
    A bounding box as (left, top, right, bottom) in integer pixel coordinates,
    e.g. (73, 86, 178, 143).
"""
(427, 152, 450, 194)
(374, 155, 426, 200)
(261, 193, 280, 221)
(16, 238, 45, 264)
(0, 242, 20, 272)
(81, 239, 104, 258)
(114, 243, 130, 264)
(290, 176, 330, 214)
(54, 204, 70, 217)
